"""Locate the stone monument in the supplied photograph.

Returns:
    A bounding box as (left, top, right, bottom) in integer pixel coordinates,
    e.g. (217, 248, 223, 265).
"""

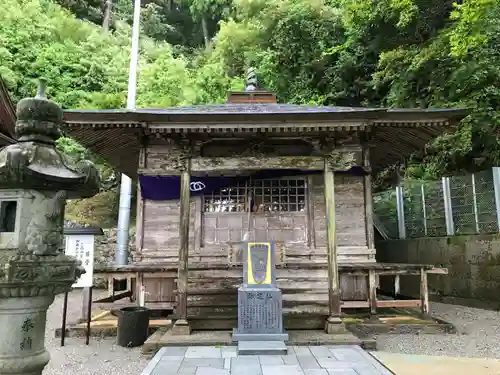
(0, 80, 100, 375)
(232, 241, 288, 355)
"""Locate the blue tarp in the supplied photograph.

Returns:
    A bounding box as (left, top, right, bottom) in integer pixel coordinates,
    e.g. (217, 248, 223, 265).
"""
(139, 167, 366, 201)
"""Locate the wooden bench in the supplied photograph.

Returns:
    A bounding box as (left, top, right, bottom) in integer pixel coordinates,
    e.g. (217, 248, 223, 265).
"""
(93, 264, 177, 311)
(339, 263, 448, 315)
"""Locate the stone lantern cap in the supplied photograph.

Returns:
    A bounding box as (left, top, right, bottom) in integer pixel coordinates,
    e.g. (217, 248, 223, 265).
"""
(0, 79, 100, 198)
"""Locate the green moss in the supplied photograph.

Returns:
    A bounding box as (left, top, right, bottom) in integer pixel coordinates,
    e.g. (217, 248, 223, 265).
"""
(343, 317, 364, 323)
(65, 189, 136, 228)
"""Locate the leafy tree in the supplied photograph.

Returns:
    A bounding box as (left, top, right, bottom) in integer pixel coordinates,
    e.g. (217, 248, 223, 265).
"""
(3, 0, 500, 196)
(0, 0, 240, 192)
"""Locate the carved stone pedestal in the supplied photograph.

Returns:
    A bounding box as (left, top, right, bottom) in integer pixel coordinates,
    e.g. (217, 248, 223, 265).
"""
(0, 254, 84, 375)
(0, 295, 53, 375)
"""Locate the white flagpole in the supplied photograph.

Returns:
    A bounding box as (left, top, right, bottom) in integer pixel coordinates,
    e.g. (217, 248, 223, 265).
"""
(116, 0, 141, 266)
(126, 0, 141, 109)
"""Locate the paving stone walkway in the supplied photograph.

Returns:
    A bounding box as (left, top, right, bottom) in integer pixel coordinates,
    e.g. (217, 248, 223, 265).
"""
(141, 345, 394, 375)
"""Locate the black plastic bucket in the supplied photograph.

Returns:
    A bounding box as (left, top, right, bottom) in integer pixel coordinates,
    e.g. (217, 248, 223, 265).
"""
(116, 306, 150, 348)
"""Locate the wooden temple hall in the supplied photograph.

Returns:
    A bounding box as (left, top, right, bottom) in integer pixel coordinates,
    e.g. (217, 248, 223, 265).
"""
(62, 74, 467, 333)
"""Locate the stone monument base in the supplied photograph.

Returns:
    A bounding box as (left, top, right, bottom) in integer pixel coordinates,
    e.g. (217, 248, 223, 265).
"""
(232, 328, 289, 342)
(237, 340, 288, 355)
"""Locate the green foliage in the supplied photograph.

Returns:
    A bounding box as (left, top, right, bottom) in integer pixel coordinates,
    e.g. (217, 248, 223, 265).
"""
(2, 0, 500, 197)
(372, 0, 500, 181)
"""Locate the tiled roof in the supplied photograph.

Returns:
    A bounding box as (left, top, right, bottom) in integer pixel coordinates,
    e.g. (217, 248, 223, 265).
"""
(134, 103, 380, 114)
(62, 102, 469, 177)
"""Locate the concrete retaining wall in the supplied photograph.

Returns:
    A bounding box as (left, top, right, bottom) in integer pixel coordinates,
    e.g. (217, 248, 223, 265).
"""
(376, 234, 500, 309)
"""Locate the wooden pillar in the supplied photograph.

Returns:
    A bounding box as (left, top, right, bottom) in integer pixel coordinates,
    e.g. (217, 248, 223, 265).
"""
(323, 158, 345, 334)
(420, 268, 430, 317)
(80, 287, 91, 323)
(136, 146, 146, 254)
(172, 156, 192, 335)
(368, 269, 377, 316)
(363, 145, 375, 252)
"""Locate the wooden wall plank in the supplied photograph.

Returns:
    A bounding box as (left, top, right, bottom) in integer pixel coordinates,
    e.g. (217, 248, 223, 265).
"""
(312, 174, 368, 248)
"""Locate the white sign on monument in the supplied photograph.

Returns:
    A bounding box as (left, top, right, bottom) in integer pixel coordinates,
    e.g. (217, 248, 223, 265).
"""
(64, 235, 94, 288)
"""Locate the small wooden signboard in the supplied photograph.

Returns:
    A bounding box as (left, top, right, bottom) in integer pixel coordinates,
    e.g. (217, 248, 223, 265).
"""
(60, 227, 103, 346)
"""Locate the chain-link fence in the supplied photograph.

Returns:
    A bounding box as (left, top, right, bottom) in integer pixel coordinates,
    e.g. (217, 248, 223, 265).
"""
(373, 189, 399, 238)
(373, 168, 499, 239)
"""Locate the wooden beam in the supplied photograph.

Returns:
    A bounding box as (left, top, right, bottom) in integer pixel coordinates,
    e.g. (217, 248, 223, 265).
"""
(194, 197, 202, 252)
(324, 159, 341, 318)
(172, 156, 192, 335)
(135, 272, 144, 305)
(136, 146, 146, 252)
(140, 156, 325, 175)
(376, 300, 421, 308)
(103, 301, 175, 310)
(306, 175, 316, 249)
(363, 146, 375, 251)
(80, 287, 91, 322)
(427, 267, 448, 274)
(394, 275, 400, 296)
(139, 150, 366, 176)
(94, 290, 133, 303)
(368, 269, 377, 316)
(420, 267, 429, 315)
(341, 301, 369, 309)
(107, 277, 114, 297)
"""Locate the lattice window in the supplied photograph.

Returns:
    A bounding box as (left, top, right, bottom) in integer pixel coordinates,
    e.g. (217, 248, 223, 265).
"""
(204, 178, 307, 212)
(204, 181, 248, 213)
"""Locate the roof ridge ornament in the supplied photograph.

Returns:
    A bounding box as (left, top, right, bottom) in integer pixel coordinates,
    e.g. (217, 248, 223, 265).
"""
(245, 67, 258, 92)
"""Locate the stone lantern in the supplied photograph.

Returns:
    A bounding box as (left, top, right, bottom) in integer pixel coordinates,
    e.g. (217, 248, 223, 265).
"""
(0, 80, 100, 375)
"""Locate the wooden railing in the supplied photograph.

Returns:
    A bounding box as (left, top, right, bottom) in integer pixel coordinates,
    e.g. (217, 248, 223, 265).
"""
(93, 262, 446, 320)
(339, 263, 448, 315)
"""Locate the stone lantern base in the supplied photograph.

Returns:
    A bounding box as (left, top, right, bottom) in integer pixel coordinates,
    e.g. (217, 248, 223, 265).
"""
(0, 254, 84, 375)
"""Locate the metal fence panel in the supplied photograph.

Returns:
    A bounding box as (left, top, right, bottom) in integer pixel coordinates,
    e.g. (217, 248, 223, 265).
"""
(450, 174, 476, 235)
(373, 190, 399, 239)
(422, 180, 447, 237)
(402, 181, 426, 238)
(372, 168, 500, 239)
(473, 169, 497, 233)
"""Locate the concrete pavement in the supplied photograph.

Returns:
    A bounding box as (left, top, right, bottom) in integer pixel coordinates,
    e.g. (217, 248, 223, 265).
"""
(141, 345, 393, 374)
(371, 352, 500, 375)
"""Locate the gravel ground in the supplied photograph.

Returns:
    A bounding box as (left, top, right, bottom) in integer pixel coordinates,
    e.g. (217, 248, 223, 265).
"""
(377, 302, 500, 359)
(43, 290, 149, 375)
(42, 290, 500, 375)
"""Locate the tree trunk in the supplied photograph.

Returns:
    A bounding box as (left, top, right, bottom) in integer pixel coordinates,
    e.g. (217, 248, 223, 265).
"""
(103, 0, 113, 32)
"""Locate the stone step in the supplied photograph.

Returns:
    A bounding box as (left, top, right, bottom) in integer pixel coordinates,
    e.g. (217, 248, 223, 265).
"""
(237, 340, 288, 355)
(141, 329, 368, 356)
(232, 330, 289, 342)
